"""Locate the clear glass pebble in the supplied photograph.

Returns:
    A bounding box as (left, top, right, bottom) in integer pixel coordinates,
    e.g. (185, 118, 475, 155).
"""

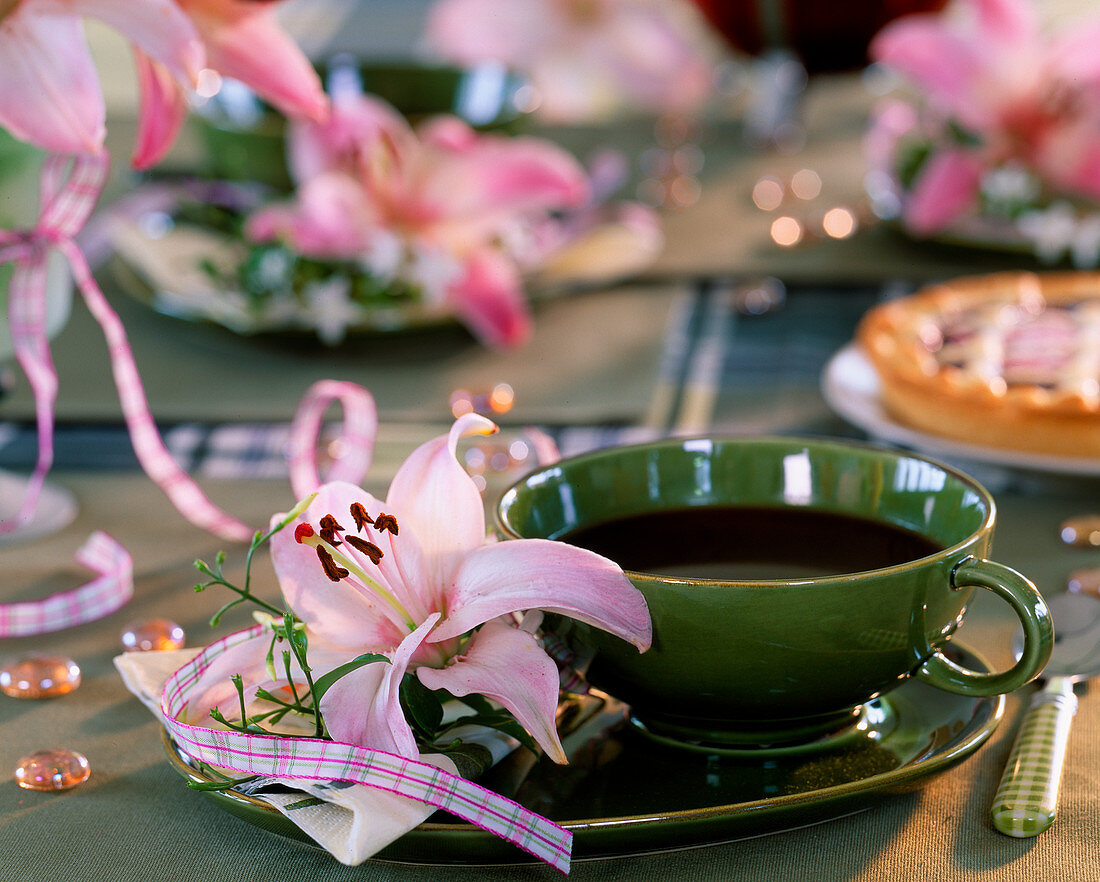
(14, 748, 90, 791)
(0, 654, 81, 699)
(120, 618, 185, 652)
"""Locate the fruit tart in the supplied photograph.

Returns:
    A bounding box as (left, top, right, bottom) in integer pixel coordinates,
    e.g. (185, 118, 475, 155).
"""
(856, 272, 1100, 459)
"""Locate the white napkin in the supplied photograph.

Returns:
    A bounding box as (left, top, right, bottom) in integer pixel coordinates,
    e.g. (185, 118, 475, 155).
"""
(114, 650, 516, 865)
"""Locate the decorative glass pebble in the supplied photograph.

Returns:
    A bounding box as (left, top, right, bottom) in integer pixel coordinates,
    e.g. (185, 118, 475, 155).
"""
(120, 618, 185, 652)
(0, 654, 81, 699)
(14, 748, 90, 791)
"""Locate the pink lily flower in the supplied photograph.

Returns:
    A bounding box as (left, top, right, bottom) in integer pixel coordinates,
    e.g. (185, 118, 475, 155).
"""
(0, 0, 204, 156)
(870, 0, 1100, 232)
(133, 0, 328, 169)
(245, 92, 590, 347)
(187, 414, 651, 763)
(423, 0, 717, 123)
(0, 0, 324, 169)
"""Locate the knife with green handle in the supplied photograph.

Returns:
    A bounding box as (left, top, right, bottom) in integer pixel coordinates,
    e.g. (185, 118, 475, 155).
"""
(991, 592, 1100, 837)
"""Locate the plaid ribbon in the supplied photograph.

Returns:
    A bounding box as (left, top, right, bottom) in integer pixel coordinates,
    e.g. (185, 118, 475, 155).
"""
(0, 152, 254, 543)
(286, 380, 378, 499)
(0, 531, 132, 637)
(162, 626, 573, 873)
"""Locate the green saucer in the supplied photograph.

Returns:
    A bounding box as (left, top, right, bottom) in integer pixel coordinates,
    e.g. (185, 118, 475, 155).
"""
(162, 644, 1003, 865)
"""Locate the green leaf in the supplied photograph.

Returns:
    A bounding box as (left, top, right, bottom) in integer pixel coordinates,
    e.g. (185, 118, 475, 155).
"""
(311, 653, 389, 703)
(947, 119, 982, 148)
(399, 674, 446, 740)
(435, 741, 495, 780)
(439, 709, 541, 757)
(896, 140, 933, 190)
(454, 692, 497, 716)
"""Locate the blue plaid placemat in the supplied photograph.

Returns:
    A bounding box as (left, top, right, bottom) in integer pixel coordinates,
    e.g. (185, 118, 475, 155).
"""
(0, 280, 892, 477)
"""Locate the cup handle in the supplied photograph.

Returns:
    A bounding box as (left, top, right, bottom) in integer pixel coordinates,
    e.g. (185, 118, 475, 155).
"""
(915, 557, 1053, 696)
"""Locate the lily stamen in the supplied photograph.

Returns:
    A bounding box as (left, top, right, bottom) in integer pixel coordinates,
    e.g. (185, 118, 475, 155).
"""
(344, 535, 384, 564)
(373, 512, 399, 535)
(349, 502, 373, 532)
(316, 547, 349, 581)
(295, 521, 416, 630)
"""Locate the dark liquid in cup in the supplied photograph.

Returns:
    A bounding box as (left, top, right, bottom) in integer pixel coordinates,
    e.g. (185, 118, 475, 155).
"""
(561, 506, 943, 580)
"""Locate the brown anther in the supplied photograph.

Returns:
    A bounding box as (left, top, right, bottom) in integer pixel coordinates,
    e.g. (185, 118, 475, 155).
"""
(345, 535, 384, 564)
(319, 514, 345, 533)
(316, 547, 349, 582)
(319, 527, 341, 546)
(294, 523, 316, 544)
(374, 513, 399, 535)
(349, 502, 372, 532)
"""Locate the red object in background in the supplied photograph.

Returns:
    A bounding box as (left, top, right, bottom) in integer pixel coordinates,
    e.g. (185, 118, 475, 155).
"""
(691, 0, 948, 72)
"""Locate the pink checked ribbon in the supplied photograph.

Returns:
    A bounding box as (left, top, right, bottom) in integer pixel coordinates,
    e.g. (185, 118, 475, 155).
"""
(0, 153, 253, 543)
(0, 154, 379, 638)
(0, 531, 132, 637)
(286, 379, 378, 500)
(162, 625, 573, 873)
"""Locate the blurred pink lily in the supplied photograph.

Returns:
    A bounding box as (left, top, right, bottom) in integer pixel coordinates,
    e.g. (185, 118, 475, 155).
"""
(188, 414, 651, 763)
(0, 0, 204, 156)
(246, 93, 589, 346)
(424, 0, 717, 123)
(133, 0, 328, 169)
(0, 0, 325, 168)
(871, 0, 1100, 232)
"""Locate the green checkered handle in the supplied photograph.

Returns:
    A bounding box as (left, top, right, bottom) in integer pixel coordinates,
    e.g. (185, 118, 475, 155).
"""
(990, 677, 1078, 837)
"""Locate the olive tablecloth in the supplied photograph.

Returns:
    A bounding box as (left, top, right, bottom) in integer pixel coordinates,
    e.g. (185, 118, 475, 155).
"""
(1, 282, 1098, 882)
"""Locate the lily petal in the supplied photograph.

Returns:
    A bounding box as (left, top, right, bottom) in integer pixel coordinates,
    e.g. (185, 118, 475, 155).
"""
(321, 613, 439, 756)
(182, 631, 272, 722)
(0, 10, 105, 154)
(431, 538, 652, 650)
(179, 630, 357, 725)
(870, 19, 987, 123)
(902, 148, 985, 235)
(424, 0, 550, 67)
(446, 247, 532, 348)
(75, 0, 205, 84)
(418, 619, 567, 763)
(385, 414, 496, 591)
(863, 99, 919, 172)
(971, 0, 1036, 47)
(1049, 19, 1100, 87)
(245, 172, 377, 257)
(287, 92, 411, 183)
(590, 3, 713, 114)
(180, 0, 327, 122)
(1035, 125, 1100, 202)
(417, 115, 478, 152)
(131, 52, 189, 170)
(419, 133, 588, 240)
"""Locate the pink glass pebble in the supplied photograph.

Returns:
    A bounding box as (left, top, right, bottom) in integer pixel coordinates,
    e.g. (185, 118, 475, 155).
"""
(14, 748, 91, 791)
(0, 654, 81, 699)
(120, 618, 185, 652)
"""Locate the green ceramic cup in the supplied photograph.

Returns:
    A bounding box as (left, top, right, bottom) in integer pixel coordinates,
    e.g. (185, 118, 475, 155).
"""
(497, 436, 1053, 749)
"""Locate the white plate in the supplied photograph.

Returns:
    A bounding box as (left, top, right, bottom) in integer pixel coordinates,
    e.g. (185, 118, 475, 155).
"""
(821, 344, 1100, 477)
